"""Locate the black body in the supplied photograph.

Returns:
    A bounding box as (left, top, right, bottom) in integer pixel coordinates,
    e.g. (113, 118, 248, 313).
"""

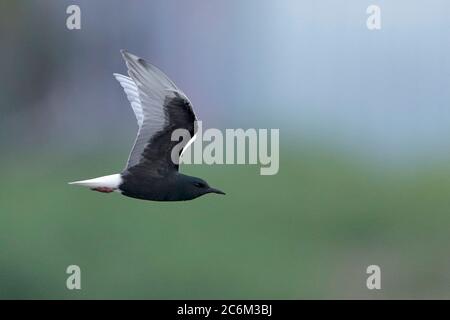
(119, 169, 224, 201)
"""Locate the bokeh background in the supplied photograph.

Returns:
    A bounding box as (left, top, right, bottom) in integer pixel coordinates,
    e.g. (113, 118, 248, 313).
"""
(1, 0, 449, 299)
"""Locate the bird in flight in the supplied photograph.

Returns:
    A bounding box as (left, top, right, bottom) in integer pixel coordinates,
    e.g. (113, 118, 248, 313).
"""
(69, 50, 225, 201)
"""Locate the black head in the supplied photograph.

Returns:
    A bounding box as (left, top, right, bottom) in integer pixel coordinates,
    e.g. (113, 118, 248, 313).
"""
(180, 175, 225, 200)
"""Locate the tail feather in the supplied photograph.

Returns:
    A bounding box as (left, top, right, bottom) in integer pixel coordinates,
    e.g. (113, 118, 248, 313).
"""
(68, 174, 122, 189)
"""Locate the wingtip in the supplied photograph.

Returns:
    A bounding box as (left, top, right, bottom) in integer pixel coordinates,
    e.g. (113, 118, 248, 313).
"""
(120, 49, 130, 60)
(120, 50, 146, 67)
(120, 49, 136, 60)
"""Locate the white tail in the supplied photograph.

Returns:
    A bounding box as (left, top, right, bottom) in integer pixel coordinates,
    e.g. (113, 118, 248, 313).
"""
(68, 174, 122, 189)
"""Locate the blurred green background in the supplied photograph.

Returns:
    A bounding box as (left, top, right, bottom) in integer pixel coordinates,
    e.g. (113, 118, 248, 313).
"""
(1, 0, 450, 299)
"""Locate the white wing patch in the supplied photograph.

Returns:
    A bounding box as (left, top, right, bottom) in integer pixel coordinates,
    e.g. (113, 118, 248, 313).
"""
(180, 133, 197, 157)
(113, 73, 144, 127)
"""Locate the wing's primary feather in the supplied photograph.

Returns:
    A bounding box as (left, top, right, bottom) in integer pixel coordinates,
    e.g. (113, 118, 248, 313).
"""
(119, 50, 197, 173)
(113, 73, 144, 126)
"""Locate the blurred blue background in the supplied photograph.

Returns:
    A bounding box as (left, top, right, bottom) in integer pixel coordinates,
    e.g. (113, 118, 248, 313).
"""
(0, 0, 449, 299)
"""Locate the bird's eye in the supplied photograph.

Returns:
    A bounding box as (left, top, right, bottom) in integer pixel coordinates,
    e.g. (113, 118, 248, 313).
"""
(194, 182, 206, 188)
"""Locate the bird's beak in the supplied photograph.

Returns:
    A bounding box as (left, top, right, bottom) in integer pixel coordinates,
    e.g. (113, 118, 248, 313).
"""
(208, 187, 226, 195)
